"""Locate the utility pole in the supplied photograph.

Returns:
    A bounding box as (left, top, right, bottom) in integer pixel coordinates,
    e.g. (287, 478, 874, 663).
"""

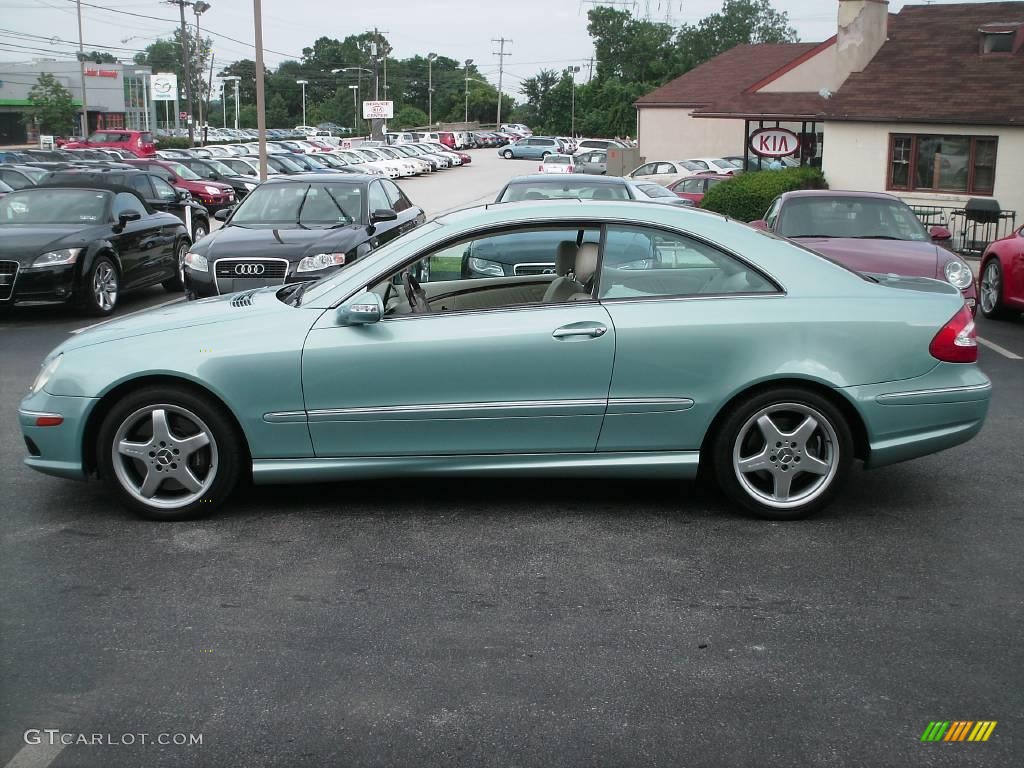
(427, 52, 436, 125)
(296, 79, 308, 126)
(463, 59, 473, 123)
(588, 56, 594, 83)
(566, 65, 580, 136)
(492, 37, 511, 127)
(75, 0, 88, 137)
(253, 0, 267, 180)
(168, 0, 195, 144)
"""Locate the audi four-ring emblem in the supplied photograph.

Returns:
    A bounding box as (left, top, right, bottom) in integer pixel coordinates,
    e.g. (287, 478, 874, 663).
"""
(235, 263, 265, 276)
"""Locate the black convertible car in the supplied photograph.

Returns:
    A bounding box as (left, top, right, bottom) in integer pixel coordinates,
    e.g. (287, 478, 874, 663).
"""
(0, 186, 190, 315)
(183, 174, 424, 299)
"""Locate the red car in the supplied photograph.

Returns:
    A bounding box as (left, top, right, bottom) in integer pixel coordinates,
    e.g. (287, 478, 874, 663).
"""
(63, 129, 155, 157)
(124, 159, 235, 211)
(978, 225, 1024, 320)
(667, 174, 731, 205)
(437, 131, 457, 149)
(751, 191, 978, 313)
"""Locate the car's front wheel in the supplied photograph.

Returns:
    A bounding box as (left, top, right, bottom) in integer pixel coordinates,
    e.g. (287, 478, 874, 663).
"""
(979, 258, 1013, 320)
(192, 219, 208, 243)
(162, 238, 190, 292)
(80, 255, 119, 316)
(502, 149, 513, 159)
(712, 387, 853, 520)
(97, 386, 244, 520)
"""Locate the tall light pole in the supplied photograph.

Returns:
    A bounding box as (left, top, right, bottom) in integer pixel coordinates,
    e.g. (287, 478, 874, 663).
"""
(75, 1, 88, 137)
(296, 79, 308, 126)
(427, 52, 436, 126)
(192, 1, 211, 131)
(252, 0, 267, 180)
(167, 1, 195, 144)
(223, 75, 240, 130)
(348, 84, 359, 135)
(463, 59, 473, 124)
(566, 65, 580, 137)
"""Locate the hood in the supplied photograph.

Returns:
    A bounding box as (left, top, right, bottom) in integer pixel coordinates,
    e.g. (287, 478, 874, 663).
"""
(192, 222, 365, 262)
(57, 287, 292, 352)
(795, 237, 943, 279)
(0, 225, 99, 264)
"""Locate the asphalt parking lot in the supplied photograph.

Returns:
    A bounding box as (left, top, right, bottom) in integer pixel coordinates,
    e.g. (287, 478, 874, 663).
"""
(1, 150, 1022, 767)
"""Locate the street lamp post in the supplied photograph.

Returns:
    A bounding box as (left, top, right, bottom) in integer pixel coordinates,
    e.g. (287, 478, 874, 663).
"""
(463, 59, 473, 123)
(427, 52, 436, 125)
(348, 84, 359, 136)
(296, 79, 308, 126)
(223, 75, 240, 130)
(193, 1, 211, 132)
(566, 65, 580, 137)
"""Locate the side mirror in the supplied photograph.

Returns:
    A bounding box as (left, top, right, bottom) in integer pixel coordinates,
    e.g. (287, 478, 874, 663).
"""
(370, 208, 398, 223)
(337, 291, 383, 326)
(176, 189, 189, 202)
(749, 219, 769, 230)
(930, 225, 952, 242)
(117, 211, 142, 228)
(213, 207, 232, 222)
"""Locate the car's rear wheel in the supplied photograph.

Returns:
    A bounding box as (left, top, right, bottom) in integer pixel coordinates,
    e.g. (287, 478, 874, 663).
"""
(502, 149, 513, 159)
(979, 259, 1013, 320)
(97, 386, 243, 520)
(162, 238, 190, 292)
(80, 256, 118, 316)
(712, 387, 853, 520)
(192, 220, 208, 243)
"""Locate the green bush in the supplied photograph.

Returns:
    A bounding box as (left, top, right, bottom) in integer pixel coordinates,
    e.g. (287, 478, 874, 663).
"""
(700, 167, 827, 222)
(154, 136, 195, 149)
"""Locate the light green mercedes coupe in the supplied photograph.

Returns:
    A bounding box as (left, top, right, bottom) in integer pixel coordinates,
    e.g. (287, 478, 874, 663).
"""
(19, 200, 991, 521)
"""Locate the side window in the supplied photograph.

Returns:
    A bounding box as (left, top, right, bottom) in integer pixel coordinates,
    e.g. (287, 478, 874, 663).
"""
(151, 177, 178, 202)
(598, 226, 778, 300)
(381, 180, 409, 212)
(112, 192, 147, 218)
(128, 175, 154, 198)
(681, 179, 702, 193)
(655, 163, 676, 174)
(0, 170, 30, 190)
(764, 198, 782, 229)
(150, 166, 173, 181)
(632, 164, 654, 176)
(370, 226, 602, 316)
(367, 181, 390, 213)
(690, 160, 710, 170)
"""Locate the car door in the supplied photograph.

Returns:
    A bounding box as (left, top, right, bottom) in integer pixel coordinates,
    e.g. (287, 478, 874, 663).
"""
(301, 224, 616, 457)
(380, 178, 424, 237)
(366, 180, 405, 246)
(651, 162, 681, 186)
(108, 192, 159, 289)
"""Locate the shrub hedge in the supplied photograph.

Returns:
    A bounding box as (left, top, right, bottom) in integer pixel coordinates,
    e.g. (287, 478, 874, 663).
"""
(699, 167, 827, 222)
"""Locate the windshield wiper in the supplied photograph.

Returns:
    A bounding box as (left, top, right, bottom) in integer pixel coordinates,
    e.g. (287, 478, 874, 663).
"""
(288, 280, 314, 307)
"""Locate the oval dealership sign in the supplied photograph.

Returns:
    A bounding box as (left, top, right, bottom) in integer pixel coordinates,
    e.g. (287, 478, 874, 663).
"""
(749, 127, 799, 158)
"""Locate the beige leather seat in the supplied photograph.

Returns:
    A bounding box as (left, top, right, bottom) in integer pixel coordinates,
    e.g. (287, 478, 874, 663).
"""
(569, 243, 599, 301)
(542, 241, 583, 303)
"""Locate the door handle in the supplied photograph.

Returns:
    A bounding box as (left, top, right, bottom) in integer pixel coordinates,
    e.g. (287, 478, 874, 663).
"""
(552, 325, 607, 339)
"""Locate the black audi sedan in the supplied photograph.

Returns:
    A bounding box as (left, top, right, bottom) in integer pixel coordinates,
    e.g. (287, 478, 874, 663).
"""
(0, 186, 190, 316)
(182, 174, 424, 299)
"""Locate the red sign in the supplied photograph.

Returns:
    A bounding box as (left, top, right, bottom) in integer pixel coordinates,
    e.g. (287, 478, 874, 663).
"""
(84, 69, 118, 78)
(749, 127, 799, 158)
(179, 112, 189, 120)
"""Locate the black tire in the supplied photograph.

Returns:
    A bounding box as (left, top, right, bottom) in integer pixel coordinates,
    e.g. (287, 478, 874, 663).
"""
(711, 387, 853, 520)
(502, 149, 513, 159)
(541, 151, 551, 159)
(79, 255, 119, 316)
(979, 258, 1013, 320)
(96, 385, 245, 521)
(192, 219, 208, 243)
(162, 237, 190, 292)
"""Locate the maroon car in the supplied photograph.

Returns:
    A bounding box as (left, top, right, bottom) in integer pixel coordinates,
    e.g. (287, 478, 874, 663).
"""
(124, 158, 235, 211)
(978, 225, 1024, 320)
(752, 190, 978, 313)
(667, 173, 730, 205)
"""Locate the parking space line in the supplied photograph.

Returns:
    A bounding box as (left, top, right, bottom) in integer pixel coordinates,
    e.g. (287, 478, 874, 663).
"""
(2, 741, 65, 768)
(70, 297, 184, 335)
(978, 336, 1023, 360)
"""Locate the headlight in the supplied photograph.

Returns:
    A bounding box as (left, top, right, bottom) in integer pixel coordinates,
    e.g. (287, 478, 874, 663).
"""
(467, 257, 504, 277)
(31, 248, 81, 268)
(297, 252, 347, 272)
(30, 354, 62, 395)
(203, 185, 222, 195)
(183, 252, 208, 272)
(944, 260, 973, 290)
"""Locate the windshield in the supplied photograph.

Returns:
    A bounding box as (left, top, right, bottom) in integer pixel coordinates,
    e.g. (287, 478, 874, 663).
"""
(267, 155, 302, 173)
(776, 196, 930, 241)
(229, 182, 363, 227)
(202, 159, 236, 176)
(499, 182, 629, 202)
(0, 188, 108, 224)
(167, 162, 201, 180)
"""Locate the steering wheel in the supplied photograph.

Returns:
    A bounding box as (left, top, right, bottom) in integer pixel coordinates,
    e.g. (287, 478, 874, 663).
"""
(401, 270, 432, 314)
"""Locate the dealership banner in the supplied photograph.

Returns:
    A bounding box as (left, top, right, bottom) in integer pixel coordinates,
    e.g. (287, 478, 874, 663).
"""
(151, 73, 178, 102)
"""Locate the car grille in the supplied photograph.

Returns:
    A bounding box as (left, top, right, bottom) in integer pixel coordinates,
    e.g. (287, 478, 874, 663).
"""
(213, 259, 288, 294)
(0, 260, 18, 301)
(514, 262, 557, 277)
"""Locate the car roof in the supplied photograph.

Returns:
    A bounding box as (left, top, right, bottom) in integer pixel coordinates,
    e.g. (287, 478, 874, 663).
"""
(781, 190, 900, 201)
(261, 172, 377, 184)
(505, 173, 627, 185)
(30, 181, 150, 209)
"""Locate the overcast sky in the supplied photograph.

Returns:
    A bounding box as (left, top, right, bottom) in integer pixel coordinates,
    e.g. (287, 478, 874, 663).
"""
(0, 0, 1003, 96)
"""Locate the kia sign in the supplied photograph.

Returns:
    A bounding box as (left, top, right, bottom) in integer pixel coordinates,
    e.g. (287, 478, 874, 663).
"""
(749, 127, 799, 158)
(362, 101, 394, 120)
(151, 73, 178, 102)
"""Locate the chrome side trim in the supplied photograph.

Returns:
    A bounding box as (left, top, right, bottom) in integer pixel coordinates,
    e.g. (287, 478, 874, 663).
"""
(606, 397, 695, 414)
(18, 409, 63, 420)
(307, 399, 606, 422)
(263, 410, 308, 424)
(875, 382, 992, 404)
(252, 450, 701, 484)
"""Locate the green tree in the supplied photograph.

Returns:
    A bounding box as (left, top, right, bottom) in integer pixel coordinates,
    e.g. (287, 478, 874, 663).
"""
(82, 50, 118, 64)
(266, 93, 291, 127)
(675, 0, 799, 69)
(395, 105, 428, 128)
(134, 30, 213, 116)
(23, 73, 77, 135)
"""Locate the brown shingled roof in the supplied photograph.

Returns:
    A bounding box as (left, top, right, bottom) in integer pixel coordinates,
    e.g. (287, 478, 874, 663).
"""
(826, 2, 1024, 125)
(634, 43, 822, 107)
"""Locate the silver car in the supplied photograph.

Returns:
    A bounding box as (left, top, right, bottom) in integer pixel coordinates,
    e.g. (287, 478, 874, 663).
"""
(573, 149, 607, 175)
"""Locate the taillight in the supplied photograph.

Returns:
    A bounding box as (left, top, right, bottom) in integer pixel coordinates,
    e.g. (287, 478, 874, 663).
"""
(929, 305, 977, 363)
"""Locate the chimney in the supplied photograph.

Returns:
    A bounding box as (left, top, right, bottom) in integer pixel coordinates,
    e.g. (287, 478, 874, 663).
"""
(836, 0, 889, 87)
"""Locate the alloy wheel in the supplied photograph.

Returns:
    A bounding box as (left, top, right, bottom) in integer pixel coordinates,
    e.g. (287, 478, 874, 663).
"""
(93, 261, 118, 311)
(194, 224, 207, 241)
(980, 261, 1000, 314)
(111, 404, 219, 510)
(177, 240, 189, 287)
(732, 402, 839, 509)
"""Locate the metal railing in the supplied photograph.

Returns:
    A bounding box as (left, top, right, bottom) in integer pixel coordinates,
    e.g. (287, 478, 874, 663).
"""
(909, 204, 1017, 257)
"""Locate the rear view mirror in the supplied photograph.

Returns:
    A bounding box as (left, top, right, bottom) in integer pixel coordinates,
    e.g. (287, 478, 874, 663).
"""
(117, 211, 142, 228)
(749, 219, 769, 230)
(930, 225, 953, 242)
(337, 291, 383, 326)
(213, 207, 232, 222)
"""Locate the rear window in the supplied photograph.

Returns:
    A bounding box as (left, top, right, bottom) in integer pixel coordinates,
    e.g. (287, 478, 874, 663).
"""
(500, 182, 630, 202)
(544, 156, 571, 165)
(140, 132, 154, 144)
